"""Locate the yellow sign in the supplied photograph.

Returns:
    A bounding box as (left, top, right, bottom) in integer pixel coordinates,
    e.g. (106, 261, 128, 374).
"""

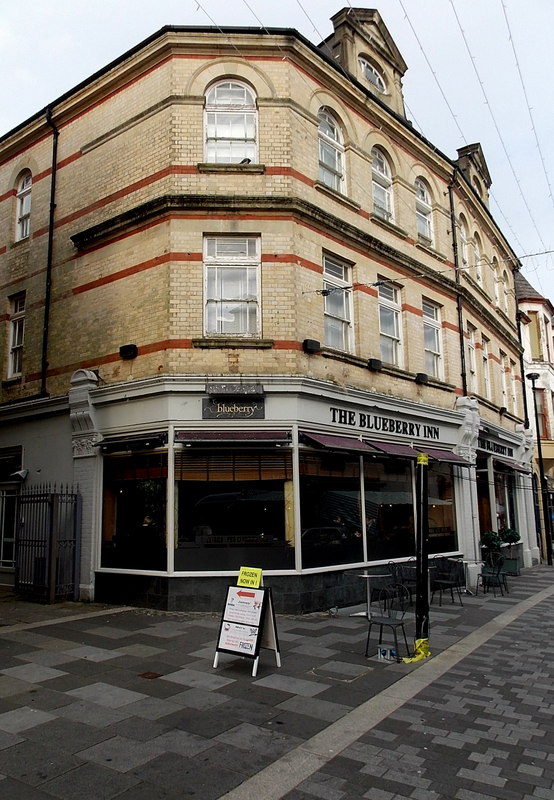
(417, 453, 429, 465)
(237, 566, 263, 588)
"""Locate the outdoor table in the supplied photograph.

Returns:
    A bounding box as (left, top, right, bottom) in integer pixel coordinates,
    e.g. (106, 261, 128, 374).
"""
(352, 571, 392, 619)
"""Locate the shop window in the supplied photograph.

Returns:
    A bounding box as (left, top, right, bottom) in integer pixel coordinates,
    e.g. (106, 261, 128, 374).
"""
(300, 453, 363, 568)
(323, 253, 352, 351)
(363, 458, 414, 561)
(494, 468, 518, 532)
(428, 463, 458, 554)
(204, 81, 257, 163)
(174, 449, 294, 571)
(101, 452, 168, 570)
(204, 236, 260, 336)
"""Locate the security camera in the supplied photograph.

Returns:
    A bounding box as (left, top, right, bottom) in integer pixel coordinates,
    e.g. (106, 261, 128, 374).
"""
(10, 469, 29, 480)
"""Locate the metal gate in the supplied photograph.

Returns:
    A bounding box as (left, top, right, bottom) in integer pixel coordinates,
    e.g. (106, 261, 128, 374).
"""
(15, 485, 82, 602)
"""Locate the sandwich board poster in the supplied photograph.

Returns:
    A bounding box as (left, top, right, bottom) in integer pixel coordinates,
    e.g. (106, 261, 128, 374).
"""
(213, 568, 281, 676)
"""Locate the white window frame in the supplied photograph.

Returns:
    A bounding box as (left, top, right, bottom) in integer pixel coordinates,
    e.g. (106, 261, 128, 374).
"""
(482, 336, 491, 399)
(459, 216, 469, 270)
(467, 323, 477, 394)
(16, 172, 32, 241)
(318, 108, 345, 194)
(492, 261, 500, 305)
(422, 299, 442, 379)
(358, 57, 386, 93)
(472, 235, 483, 284)
(378, 281, 402, 366)
(371, 147, 393, 223)
(8, 293, 25, 378)
(204, 81, 257, 164)
(502, 270, 510, 314)
(510, 360, 518, 415)
(415, 178, 433, 243)
(500, 351, 508, 408)
(204, 237, 260, 336)
(323, 254, 352, 352)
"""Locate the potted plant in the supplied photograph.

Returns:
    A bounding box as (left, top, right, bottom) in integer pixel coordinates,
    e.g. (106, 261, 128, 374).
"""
(480, 530, 503, 563)
(500, 528, 521, 576)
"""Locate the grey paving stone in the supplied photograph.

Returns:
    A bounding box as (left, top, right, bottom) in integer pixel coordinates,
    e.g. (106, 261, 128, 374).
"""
(25, 716, 111, 753)
(1, 663, 67, 683)
(0, 776, 55, 798)
(78, 734, 165, 772)
(164, 686, 231, 709)
(66, 681, 149, 707)
(130, 751, 244, 799)
(15, 649, 79, 667)
(123, 696, 184, 720)
(215, 721, 304, 757)
(63, 645, 124, 662)
(41, 761, 140, 800)
(55, 699, 133, 728)
(150, 729, 213, 757)
(0, 705, 56, 733)
(253, 673, 331, 697)
(85, 625, 138, 640)
(160, 667, 235, 690)
(0, 739, 81, 786)
(115, 643, 166, 657)
(277, 694, 352, 722)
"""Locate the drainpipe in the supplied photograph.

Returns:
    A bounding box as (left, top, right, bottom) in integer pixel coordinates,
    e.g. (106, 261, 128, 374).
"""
(515, 305, 530, 428)
(447, 168, 468, 396)
(41, 107, 59, 397)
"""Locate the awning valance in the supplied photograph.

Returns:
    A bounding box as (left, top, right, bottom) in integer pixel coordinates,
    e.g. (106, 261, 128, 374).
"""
(416, 447, 470, 466)
(175, 430, 290, 445)
(364, 440, 418, 458)
(300, 432, 379, 454)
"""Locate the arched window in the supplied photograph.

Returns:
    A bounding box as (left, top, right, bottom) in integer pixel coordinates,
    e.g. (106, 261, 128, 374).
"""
(492, 258, 500, 305)
(15, 171, 32, 241)
(371, 147, 393, 222)
(459, 215, 469, 269)
(415, 178, 433, 243)
(502, 270, 510, 314)
(472, 233, 483, 284)
(318, 108, 345, 193)
(358, 57, 386, 93)
(204, 81, 257, 164)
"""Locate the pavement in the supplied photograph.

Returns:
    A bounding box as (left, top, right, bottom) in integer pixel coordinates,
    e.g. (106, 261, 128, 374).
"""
(0, 565, 553, 800)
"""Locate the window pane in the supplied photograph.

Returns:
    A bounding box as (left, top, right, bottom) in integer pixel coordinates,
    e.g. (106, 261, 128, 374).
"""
(379, 305, 398, 337)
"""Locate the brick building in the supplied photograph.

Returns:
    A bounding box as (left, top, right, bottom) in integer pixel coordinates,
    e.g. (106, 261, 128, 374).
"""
(0, 8, 538, 610)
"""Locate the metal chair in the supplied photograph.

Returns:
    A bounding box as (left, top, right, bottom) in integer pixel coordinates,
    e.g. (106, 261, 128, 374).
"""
(430, 556, 464, 606)
(478, 554, 508, 597)
(365, 585, 411, 662)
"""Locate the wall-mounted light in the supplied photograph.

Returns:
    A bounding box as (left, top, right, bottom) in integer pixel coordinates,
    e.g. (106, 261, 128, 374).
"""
(119, 344, 138, 360)
(303, 339, 321, 354)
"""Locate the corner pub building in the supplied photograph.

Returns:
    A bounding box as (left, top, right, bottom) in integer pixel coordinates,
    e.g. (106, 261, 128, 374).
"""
(0, 8, 538, 612)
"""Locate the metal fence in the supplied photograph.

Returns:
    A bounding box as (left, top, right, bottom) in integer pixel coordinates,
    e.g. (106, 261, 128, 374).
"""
(15, 485, 81, 602)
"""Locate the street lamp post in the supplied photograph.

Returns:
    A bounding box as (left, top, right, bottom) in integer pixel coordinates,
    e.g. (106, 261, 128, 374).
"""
(526, 372, 553, 566)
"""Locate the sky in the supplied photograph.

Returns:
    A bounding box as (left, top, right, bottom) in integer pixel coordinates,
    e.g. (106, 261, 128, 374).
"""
(1, 0, 553, 301)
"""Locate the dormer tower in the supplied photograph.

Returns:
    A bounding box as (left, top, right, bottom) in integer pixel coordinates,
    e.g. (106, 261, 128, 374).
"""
(320, 7, 408, 116)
